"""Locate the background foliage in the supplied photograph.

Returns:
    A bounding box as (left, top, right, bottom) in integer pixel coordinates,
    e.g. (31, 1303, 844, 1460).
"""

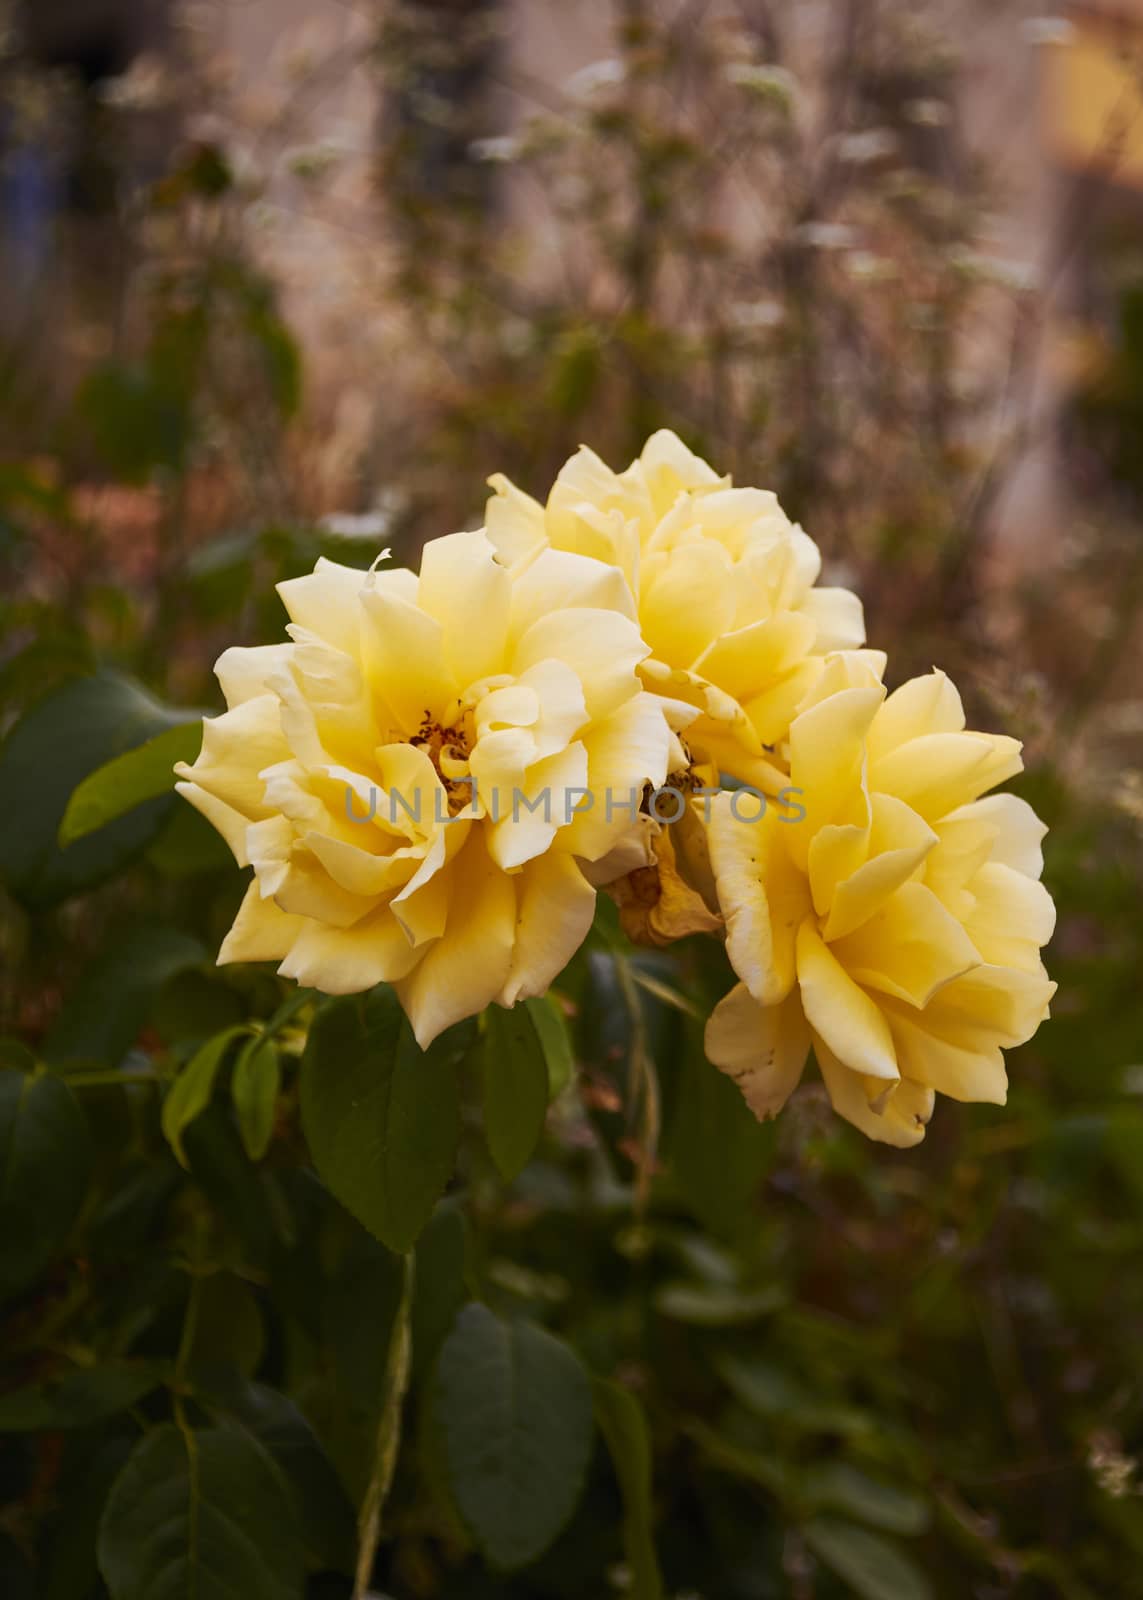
(2, 2, 1143, 1597)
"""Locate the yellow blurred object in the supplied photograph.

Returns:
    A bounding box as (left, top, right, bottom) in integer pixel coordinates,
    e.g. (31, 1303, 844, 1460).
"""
(1049, 14, 1143, 184)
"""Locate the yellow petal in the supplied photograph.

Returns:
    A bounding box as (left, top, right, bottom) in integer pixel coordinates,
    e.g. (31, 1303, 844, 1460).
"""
(914, 962, 1057, 1051)
(277, 558, 376, 648)
(177, 694, 288, 818)
(869, 732, 1023, 823)
(215, 644, 293, 709)
(359, 588, 455, 732)
(705, 984, 810, 1121)
(513, 608, 648, 721)
(707, 798, 807, 1006)
(814, 1036, 932, 1147)
(518, 659, 589, 758)
(866, 669, 965, 763)
(740, 659, 824, 750)
(304, 830, 420, 897)
(884, 1005, 1008, 1105)
(218, 880, 306, 964)
(800, 587, 866, 652)
(961, 863, 1056, 971)
(787, 685, 884, 870)
(174, 781, 251, 866)
(696, 613, 818, 701)
(269, 848, 379, 930)
(417, 531, 511, 688)
(562, 695, 673, 862)
(829, 881, 982, 1008)
(942, 793, 1048, 880)
(499, 849, 597, 1007)
(821, 793, 937, 941)
(639, 543, 736, 669)
(395, 832, 517, 1047)
(485, 742, 589, 871)
(635, 428, 724, 514)
(796, 921, 898, 1080)
(390, 821, 470, 945)
(277, 905, 421, 992)
(807, 821, 870, 921)
(508, 548, 637, 645)
(485, 472, 547, 566)
(548, 444, 651, 548)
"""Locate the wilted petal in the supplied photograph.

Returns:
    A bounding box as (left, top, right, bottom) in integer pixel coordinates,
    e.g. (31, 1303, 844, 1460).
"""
(705, 984, 811, 1121)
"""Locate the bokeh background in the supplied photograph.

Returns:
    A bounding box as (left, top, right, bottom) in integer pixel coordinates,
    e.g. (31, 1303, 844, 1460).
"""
(3, 3, 1143, 1597)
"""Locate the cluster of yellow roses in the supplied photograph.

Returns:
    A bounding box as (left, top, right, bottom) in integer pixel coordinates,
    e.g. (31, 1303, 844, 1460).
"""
(176, 432, 1055, 1147)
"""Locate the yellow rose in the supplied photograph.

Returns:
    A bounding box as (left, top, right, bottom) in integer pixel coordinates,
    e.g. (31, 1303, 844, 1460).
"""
(175, 532, 688, 1046)
(703, 655, 1056, 1145)
(486, 430, 865, 789)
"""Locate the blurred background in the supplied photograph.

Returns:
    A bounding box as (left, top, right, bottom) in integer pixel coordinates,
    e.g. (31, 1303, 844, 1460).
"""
(3, 2, 1143, 1597)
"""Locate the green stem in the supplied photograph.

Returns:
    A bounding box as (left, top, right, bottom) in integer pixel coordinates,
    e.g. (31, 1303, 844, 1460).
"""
(353, 1251, 415, 1600)
(61, 1069, 164, 1089)
(615, 952, 660, 1216)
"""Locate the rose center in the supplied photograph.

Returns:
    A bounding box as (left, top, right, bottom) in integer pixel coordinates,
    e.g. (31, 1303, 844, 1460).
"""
(412, 714, 474, 816)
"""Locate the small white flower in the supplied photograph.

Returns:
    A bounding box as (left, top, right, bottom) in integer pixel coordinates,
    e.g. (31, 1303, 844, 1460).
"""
(468, 135, 521, 164)
(98, 56, 173, 110)
(725, 62, 798, 107)
(837, 128, 898, 165)
(565, 59, 626, 98)
(1022, 17, 1074, 46)
(320, 511, 396, 542)
(285, 141, 346, 181)
(845, 250, 895, 281)
(729, 299, 785, 329)
(794, 221, 858, 250)
(951, 250, 1038, 293)
(904, 98, 951, 127)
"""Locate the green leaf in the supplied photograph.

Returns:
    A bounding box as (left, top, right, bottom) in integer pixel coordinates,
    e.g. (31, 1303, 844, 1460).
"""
(42, 1437, 133, 1600)
(653, 1281, 786, 1327)
(592, 1378, 663, 1600)
(183, 1105, 279, 1266)
(804, 1464, 929, 1536)
(714, 1354, 874, 1438)
(188, 1274, 265, 1378)
(524, 994, 576, 1099)
(203, 1379, 358, 1576)
(411, 1202, 469, 1380)
(300, 988, 461, 1252)
(0, 1069, 92, 1299)
(803, 1517, 934, 1600)
(481, 1006, 550, 1180)
(0, 671, 190, 907)
(687, 1420, 790, 1499)
(665, 1015, 775, 1235)
(44, 925, 204, 1068)
(59, 721, 204, 845)
(0, 1362, 162, 1431)
(232, 1035, 281, 1161)
(430, 1303, 594, 1571)
(162, 1026, 249, 1167)
(97, 1424, 305, 1600)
